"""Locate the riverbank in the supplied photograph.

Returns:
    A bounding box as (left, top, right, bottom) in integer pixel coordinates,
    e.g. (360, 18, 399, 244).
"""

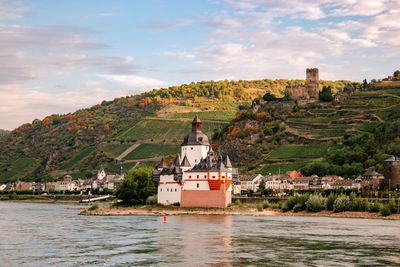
(80, 205, 400, 220)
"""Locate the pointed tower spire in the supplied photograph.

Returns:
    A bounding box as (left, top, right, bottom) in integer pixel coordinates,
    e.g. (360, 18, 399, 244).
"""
(224, 155, 232, 168)
(173, 154, 181, 166)
(181, 155, 191, 167)
(159, 157, 167, 168)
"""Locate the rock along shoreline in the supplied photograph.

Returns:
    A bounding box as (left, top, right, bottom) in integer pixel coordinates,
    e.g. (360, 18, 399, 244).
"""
(80, 206, 400, 220)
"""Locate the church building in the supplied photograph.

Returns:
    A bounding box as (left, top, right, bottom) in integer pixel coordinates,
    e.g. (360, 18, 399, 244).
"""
(153, 116, 238, 207)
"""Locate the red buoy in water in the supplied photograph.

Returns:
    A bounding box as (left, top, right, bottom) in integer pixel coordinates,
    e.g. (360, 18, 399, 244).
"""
(164, 216, 167, 224)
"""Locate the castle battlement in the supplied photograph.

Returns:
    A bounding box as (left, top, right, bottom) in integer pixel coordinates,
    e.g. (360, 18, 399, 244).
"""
(287, 68, 319, 101)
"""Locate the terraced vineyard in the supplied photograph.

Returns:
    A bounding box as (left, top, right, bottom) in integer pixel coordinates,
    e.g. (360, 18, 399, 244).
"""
(0, 158, 39, 183)
(59, 146, 97, 170)
(115, 118, 227, 141)
(102, 144, 132, 158)
(268, 145, 332, 159)
(123, 143, 180, 160)
(171, 110, 236, 121)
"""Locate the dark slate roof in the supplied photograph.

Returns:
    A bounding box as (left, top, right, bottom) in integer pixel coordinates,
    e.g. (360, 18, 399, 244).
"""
(159, 157, 167, 168)
(173, 154, 181, 167)
(383, 155, 400, 165)
(186, 149, 230, 173)
(181, 155, 191, 167)
(223, 155, 232, 168)
(181, 130, 209, 146)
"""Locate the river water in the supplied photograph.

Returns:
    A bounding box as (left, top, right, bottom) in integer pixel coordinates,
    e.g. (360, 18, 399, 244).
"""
(0, 202, 399, 266)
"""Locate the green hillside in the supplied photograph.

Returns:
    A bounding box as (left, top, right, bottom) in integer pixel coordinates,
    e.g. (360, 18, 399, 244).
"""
(0, 129, 9, 138)
(2, 75, 395, 183)
(115, 119, 227, 141)
(216, 81, 400, 178)
(124, 143, 180, 160)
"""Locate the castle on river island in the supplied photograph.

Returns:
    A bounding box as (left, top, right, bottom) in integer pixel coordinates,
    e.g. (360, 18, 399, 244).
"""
(153, 116, 238, 207)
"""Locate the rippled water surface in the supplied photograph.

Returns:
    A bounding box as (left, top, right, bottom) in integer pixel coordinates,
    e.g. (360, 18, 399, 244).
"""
(1, 202, 400, 266)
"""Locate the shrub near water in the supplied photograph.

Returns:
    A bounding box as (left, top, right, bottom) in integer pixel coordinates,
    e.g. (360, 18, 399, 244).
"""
(326, 193, 338, 211)
(380, 204, 392, 216)
(88, 203, 99, 210)
(305, 194, 326, 212)
(262, 200, 270, 209)
(146, 195, 157, 205)
(333, 195, 352, 213)
(368, 201, 380, 213)
(283, 193, 310, 212)
(352, 198, 369, 212)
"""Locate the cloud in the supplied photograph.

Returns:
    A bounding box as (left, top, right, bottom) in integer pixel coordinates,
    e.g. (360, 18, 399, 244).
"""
(224, 0, 327, 20)
(98, 74, 167, 89)
(143, 18, 193, 32)
(0, 20, 164, 129)
(161, 51, 196, 59)
(0, 0, 27, 20)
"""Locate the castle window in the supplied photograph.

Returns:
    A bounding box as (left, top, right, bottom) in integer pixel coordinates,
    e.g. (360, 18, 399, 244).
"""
(197, 183, 199, 188)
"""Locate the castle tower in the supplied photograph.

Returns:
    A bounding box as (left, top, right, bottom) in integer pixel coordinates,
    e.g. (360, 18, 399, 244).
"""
(181, 116, 210, 166)
(383, 155, 400, 191)
(306, 68, 319, 100)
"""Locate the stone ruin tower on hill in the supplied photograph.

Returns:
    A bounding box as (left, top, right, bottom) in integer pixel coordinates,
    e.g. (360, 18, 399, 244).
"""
(287, 68, 319, 101)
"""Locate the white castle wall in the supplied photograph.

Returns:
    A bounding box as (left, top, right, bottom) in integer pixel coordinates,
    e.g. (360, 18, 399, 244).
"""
(157, 174, 181, 205)
(181, 145, 209, 166)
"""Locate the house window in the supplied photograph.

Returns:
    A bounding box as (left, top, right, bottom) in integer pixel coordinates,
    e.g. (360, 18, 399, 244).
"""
(199, 137, 203, 141)
(212, 176, 216, 179)
(197, 175, 199, 179)
(160, 188, 162, 192)
(197, 183, 199, 188)
(175, 188, 177, 192)
(167, 188, 169, 192)
(222, 176, 225, 178)
(189, 175, 191, 179)
(191, 147, 193, 150)
(204, 175, 207, 178)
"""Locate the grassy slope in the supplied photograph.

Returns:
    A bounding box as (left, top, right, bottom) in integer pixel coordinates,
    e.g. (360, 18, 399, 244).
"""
(171, 110, 236, 121)
(102, 144, 132, 158)
(124, 143, 180, 160)
(219, 86, 400, 175)
(115, 119, 227, 141)
(59, 146, 97, 170)
(0, 158, 38, 183)
(268, 145, 331, 159)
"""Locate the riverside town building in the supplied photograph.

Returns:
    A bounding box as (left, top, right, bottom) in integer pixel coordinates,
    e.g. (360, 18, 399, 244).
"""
(152, 116, 238, 207)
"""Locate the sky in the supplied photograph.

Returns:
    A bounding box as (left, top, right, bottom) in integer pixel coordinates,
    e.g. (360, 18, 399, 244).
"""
(0, 0, 399, 130)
